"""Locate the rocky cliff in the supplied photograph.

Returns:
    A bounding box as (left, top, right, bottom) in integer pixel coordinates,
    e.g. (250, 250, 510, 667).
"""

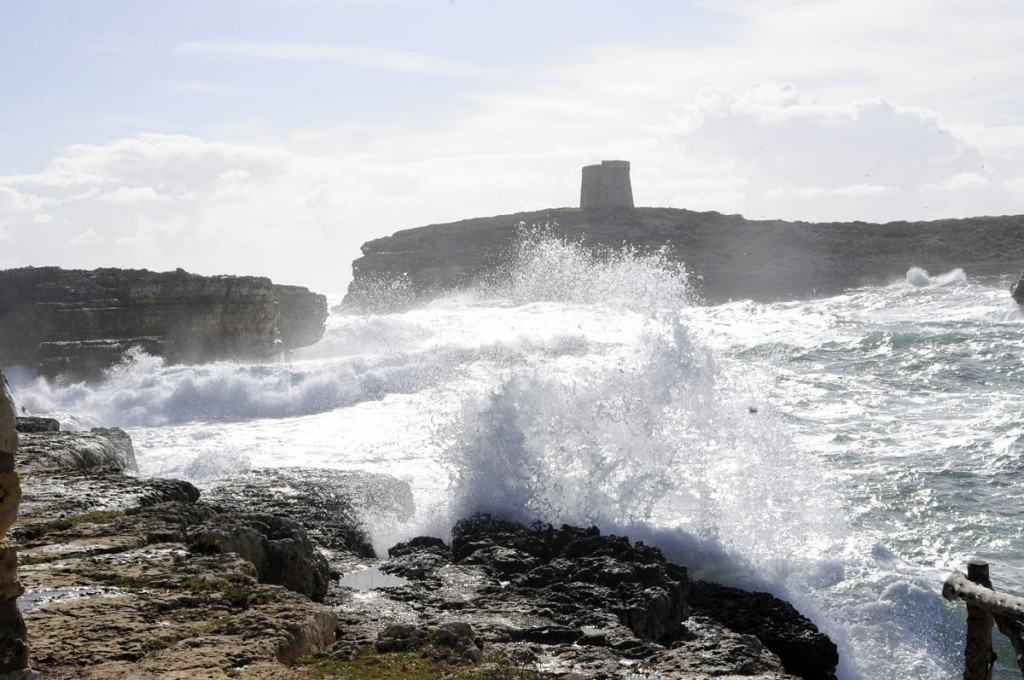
(344, 207, 1024, 309)
(0, 268, 328, 380)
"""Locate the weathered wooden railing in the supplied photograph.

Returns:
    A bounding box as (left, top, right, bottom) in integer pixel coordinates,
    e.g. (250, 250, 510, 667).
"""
(944, 560, 1024, 679)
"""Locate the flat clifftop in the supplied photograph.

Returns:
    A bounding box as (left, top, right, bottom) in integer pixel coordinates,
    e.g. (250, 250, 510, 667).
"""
(345, 207, 1024, 308)
(0, 267, 328, 380)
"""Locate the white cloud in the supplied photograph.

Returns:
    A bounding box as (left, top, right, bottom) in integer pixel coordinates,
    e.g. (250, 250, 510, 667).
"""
(180, 41, 490, 77)
(99, 186, 167, 206)
(921, 173, 991, 192)
(648, 82, 1019, 221)
(69, 229, 103, 246)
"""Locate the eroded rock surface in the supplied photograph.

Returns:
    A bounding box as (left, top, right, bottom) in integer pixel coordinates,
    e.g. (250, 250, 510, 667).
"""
(12, 427, 342, 678)
(0, 267, 328, 380)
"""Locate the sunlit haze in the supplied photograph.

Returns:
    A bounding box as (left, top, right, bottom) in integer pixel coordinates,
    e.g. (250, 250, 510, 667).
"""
(3, 0, 1023, 293)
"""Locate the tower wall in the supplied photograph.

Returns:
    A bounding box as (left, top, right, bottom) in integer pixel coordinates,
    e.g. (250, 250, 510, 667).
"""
(580, 160, 634, 209)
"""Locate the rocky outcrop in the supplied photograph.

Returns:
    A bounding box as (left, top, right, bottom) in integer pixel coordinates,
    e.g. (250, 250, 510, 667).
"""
(273, 284, 328, 351)
(344, 207, 1024, 309)
(190, 513, 331, 601)
(690, 580, 839, 680)
(0, 267, 328, 380)
(0, 369, 30, 676)
(319, 514, 838, 680)
(1011, 269, 1024, 303)
(12, 425, 343, 679)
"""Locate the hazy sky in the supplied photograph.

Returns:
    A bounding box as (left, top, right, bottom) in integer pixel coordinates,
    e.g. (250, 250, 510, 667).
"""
(3, 0, 1023, 293)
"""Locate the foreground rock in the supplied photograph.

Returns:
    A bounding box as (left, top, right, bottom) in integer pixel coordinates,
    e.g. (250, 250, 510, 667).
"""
(12, 428, 348, 678)
(319, 514, 838, 680)
(11, 425, 837, 679)
(0, 267, 328, 380)
(344, 207, 1024, 309)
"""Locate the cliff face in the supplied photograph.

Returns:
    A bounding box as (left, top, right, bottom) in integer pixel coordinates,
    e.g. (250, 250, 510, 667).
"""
(344, 207, 1024, 309)
(0, 267, 328, 380)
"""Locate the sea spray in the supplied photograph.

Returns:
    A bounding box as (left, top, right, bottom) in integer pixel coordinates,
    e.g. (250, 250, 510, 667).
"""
(8, 236, 1024, 678)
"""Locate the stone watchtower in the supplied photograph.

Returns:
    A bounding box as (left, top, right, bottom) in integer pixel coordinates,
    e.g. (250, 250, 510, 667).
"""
(580, 160, 634, 209)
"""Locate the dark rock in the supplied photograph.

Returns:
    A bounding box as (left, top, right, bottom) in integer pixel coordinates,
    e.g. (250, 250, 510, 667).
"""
(450, 514, 688, 643)
(14, 417, 58, 433)
(273, 284, 328, 351)
(387, 536, 449, 558)
(190, 512, 331, 602)
(343, 207, 1024, 310)
(375, 623, 428, 653)
(201, 468, 413, 559)
(1012, 269, 1024, 303)
(384, 537, 453, 580)
(689, 580, 839, 680)
(0, 266, 327, 380)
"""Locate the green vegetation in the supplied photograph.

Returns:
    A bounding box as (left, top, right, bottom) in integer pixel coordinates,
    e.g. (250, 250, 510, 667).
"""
(294, 645, 553, 679)
(177, 576, 268, 609)
(21, 510, 125, 539)
(189, 535, 224, 555)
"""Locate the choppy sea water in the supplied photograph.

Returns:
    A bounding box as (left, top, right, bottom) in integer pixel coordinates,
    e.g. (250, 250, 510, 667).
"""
(8, 236, 1024, 679)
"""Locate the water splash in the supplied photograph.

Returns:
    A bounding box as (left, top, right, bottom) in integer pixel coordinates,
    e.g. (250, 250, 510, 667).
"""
(905, 266, 967, 288)
(482, 226, 695, 311)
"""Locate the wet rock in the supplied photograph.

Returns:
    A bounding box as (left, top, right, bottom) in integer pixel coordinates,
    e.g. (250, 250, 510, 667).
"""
(689, 580, 839, 680)
(451, 514, 688, 642)
(652, 616, 794, 678)
(384, 536, 452, 580)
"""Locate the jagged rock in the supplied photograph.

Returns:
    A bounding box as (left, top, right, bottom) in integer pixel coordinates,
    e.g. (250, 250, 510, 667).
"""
(331, 518, 826, 679)
(689, 580, 839, 680)
(451, 514, 688, 643)
(0, 266, 328, 380)
(190, 513, 331, 602)
(344, 207, 1024, 309)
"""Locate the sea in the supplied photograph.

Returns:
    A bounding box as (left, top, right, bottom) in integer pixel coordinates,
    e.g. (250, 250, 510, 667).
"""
(7, 233, 1024, 679)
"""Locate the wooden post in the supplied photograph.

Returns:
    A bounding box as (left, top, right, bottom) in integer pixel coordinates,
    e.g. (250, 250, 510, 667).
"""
(963, 560, 996, 680)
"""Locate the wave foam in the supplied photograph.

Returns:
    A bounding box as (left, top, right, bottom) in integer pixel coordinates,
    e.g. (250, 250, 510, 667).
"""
(905, 267, 967, 288)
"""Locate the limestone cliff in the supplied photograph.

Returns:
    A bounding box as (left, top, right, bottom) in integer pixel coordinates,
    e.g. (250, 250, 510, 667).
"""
(0, 267, 328, 380)
(344, 207, 1024, 309)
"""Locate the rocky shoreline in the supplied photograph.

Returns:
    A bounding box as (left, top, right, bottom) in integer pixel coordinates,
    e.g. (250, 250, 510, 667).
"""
(6, 420, 839, 679)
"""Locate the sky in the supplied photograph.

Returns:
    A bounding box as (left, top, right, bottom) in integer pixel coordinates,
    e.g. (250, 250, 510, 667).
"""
(2, 0, 1024, 293)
